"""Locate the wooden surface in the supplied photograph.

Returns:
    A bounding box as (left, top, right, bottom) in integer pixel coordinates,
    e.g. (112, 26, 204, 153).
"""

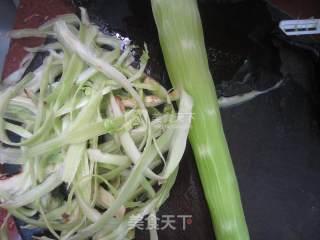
(2, 0, 75, 78)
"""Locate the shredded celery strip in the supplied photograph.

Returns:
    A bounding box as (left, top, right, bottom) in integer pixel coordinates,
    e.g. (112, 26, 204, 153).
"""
(0, 8, 193, 240)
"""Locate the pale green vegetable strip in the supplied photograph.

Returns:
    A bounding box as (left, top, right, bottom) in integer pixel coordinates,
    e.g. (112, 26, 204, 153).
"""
(24, 42, 63, 53)
(0, 171, 31, 198)
(54, 21, 150, 124)
(54, 54, 84, 109)
(21, 111, 54, 146)
(109, 95, 162, 180)
(60, 218, 86, 240)
(1, 170, 62, 208)
(88, 149, 129, 166)
(63, 94, 101, 184)
(96, 36, 121, 49)
(39, 204, 60, 239)
(151, 0, 250, 239)
(0, 9, 192, 240)
(10, 96, 37, 114)
(63, 143, 86, 185)
(1, 65, 28, 87)
(97, 169, 178, 240)
(26, 121, 107, 157)
(0, 146, 22, 164)
(68, 129, 174, 239)
(96, 187, 125, 218)
(39, 14, 80, 31)
(162, 90, 193, 179)
(76, 67, 98, 84)
(8, 29, 53, 39)
(0, 73, 33, 146)
(68, 92, 102, 131)
(75, 189, 101, 222)
(9, 209, 80, 231)
(17, 207, 37, 217)
(148, 212, 158, 240)
(116, 46, 132, 66)
(5, 121, 32, 138)
(75, 151, 92, 208)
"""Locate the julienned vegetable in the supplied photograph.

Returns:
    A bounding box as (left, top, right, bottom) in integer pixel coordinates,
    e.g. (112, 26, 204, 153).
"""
(151, 0, 250, 239)
(0, 8, 193, 239)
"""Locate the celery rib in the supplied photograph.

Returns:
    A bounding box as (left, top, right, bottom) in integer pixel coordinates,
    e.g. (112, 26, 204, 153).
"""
(151, 0, 250, 239)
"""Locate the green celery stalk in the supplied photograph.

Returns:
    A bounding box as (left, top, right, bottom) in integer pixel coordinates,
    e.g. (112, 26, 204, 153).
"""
(151, 0, 250, 239)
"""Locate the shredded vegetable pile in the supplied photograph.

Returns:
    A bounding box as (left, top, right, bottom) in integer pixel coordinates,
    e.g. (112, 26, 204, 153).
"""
(0, 8, 193, 240)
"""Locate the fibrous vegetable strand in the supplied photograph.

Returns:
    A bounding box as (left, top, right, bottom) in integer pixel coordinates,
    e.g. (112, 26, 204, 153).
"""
(0, 9, 193, 240)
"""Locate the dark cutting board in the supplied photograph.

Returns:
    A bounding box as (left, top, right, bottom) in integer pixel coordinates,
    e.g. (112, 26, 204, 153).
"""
(15, 0, 320, 239)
